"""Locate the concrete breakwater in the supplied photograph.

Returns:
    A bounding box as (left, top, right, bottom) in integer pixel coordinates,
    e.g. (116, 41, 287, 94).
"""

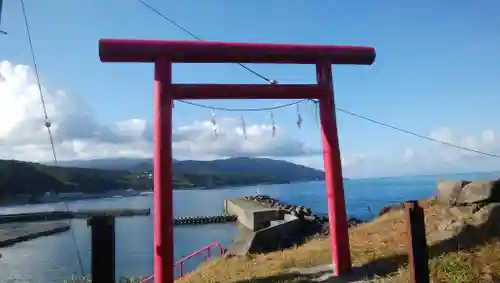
(0, 221, 70, 248)
(224, 195, 366, 256)
(240, 195, 365, 235)
(173, 215, 237, 226)
(0, 209, 150, 224)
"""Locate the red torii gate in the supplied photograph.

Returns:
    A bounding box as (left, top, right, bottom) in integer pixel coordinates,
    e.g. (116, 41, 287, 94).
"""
(99, 39, 376, 283)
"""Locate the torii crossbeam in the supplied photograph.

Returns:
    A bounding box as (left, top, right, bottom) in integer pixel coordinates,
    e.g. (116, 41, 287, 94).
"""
(99, 39, 376, 283)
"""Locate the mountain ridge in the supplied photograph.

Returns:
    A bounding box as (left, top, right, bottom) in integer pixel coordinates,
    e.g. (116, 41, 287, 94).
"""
(52, 157, 329, 182)
(0, 157, 333, 202)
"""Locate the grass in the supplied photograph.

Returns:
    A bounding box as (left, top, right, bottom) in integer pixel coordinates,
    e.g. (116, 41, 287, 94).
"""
(176, 201, 500, 283)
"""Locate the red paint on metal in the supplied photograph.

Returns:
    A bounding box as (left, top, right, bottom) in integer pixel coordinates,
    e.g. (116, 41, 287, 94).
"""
(140, 242, 225, 283)
(171, 84, 325, 100)
(99, 39, 375, 65)
(99, 38, 375, 282)
(176, 242, 224, 279)
(317, 63, 351, 275)
(154, 57, 174, 283)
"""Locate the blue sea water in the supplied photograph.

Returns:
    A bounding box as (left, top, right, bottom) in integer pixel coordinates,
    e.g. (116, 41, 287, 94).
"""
(0, 172, 498, 282)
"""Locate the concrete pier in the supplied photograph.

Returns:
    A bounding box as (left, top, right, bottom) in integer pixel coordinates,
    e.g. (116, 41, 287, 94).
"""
(224, 198, 302, 255)
(0, 208, 150, 224)
(223, 198, 284, 231)
(0, 221, 70, 247)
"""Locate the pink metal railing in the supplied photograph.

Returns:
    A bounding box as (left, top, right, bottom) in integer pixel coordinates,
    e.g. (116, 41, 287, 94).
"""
(140, 242, 224, 282)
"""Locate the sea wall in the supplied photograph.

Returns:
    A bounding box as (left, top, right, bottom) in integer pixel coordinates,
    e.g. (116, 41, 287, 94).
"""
(240, 195, 364, 236)
(226, 195, 366, 256)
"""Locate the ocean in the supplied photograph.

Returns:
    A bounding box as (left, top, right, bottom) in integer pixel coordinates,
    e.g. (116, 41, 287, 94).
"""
(0, 171, 498, 282)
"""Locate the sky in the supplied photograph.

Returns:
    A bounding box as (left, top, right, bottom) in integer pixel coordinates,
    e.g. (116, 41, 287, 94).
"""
(0, 0, 499, 178)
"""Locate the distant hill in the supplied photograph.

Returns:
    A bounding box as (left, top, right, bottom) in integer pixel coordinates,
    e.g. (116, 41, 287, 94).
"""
(54, 157, 327, 182)
(54, 158, 157, 171)
(0, 157, 329, 201)
(0, 159, 151, 201)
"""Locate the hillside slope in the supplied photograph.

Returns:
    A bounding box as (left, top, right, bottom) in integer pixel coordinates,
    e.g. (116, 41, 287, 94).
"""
(180, 197, 500, 282)
(0, 159, 293, 200)
(0, 159, 150, 200)
(54, 157, 327, 182)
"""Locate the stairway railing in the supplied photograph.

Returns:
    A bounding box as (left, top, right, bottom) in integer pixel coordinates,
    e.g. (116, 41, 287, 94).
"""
(140, 242, 224, 282)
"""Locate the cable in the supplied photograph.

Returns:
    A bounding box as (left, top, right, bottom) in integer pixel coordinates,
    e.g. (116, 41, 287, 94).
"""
(135, 0, 276, 84)
(20, 0, 86, 277)
(20, 0, 57, 164)
(178, 98, 500, 159)
(177, 99, 308, 112)
(334, 106, 500, 159)
(135, 1, 500, 160)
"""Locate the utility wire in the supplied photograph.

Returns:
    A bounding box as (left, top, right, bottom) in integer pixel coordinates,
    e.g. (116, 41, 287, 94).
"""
(177, 99, 308, 112)
(0, 0, 6, 34)
(20, 0, 85, 277)
(20, 0, 57, 164)
(135, 0, 500, 161)
(334, 107, 500, 159)
(135, 0, 276, 84)
(178, 99, 500, 160)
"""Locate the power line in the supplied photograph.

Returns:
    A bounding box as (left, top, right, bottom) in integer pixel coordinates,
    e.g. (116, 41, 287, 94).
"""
(132, 0, 500, 160)
(20, 0, 57, 164)
(183, 99, 500, 159)
(20, 0, 85, 277)
(135, 0, 276, 84)
(0, 0, 6, 35)
(177, 99, 308, 112)
(334, 107, 500, 159)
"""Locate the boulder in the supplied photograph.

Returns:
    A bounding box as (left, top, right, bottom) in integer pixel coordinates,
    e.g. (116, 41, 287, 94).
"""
(437, 179, 500, 205)
(436, 180, 470, 205)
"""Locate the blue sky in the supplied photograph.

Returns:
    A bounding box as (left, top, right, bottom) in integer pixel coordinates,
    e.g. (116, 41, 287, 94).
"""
(1, 0, 500, 177)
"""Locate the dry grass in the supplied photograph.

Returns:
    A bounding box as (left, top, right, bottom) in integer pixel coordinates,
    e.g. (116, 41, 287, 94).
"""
(178, 202, 500, 283)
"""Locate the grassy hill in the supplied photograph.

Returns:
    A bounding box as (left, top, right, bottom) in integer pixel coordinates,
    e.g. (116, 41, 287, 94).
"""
(54, 157, 327, 182)
(172, 157, 325, 182)
(0, 159, 149, 200)
(0, 159, 292, 201)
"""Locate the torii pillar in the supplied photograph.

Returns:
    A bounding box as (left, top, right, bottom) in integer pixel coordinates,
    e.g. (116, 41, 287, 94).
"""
(99, 39, 376, 283)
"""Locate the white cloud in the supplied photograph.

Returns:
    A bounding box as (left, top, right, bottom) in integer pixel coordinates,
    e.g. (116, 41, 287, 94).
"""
(403, 147, 415, 161)
(424, 127, 498, 162)
(390, 126, 500, 176)
(0, 61, 321, 165)
(4, 61, 500, 178)
(286, 153, 366, 172)
(341, 154, 365, 168)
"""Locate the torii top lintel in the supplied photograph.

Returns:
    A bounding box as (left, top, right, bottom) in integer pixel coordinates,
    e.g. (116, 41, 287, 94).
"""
(99, 39, 376, 65)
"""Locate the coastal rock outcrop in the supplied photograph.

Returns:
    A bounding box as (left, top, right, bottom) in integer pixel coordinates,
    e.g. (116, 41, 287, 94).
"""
(429, 179, 500, 245)
(436, 179, 500, 205)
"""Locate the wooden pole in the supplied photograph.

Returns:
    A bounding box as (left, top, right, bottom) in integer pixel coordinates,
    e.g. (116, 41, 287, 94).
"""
(403, 200, 430, 283)
(88, 215, 116, 283)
